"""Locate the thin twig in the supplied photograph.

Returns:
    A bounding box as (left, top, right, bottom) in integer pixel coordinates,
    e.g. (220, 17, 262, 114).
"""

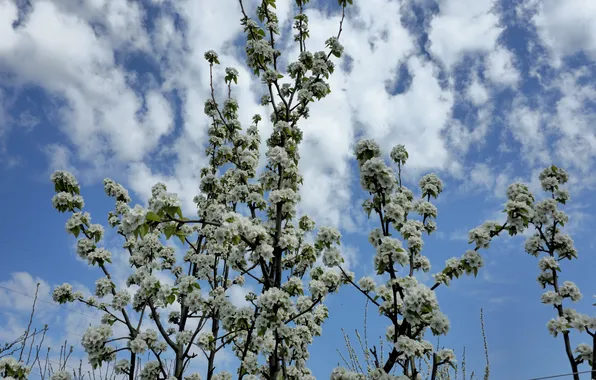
(480, 308, 490, 380)
(19, 282, 40, 362)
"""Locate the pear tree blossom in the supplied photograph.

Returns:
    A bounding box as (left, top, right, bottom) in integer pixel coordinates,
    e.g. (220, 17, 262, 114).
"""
(498, 166, 596, 380)
(0, 356, 32, 379)
(330, 141, 509, 380)
(27, 0, 596, 379)
(48, 0, 353, 379)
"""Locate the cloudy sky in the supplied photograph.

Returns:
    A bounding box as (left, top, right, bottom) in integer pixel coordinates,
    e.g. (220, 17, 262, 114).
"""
(1, 0, 596, 378)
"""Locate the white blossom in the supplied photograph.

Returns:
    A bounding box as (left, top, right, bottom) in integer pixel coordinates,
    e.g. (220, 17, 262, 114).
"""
(50, 371, 72, 380)
(357, 277, 377, 293)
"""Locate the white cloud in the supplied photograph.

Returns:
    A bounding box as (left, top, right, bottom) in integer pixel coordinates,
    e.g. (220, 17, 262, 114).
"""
(467, 74, 490, 106)
(444, 108, 491, 156)
(469, 163, 493, 190)
(0, 0, 174, 170)
(485, 46, 520, 88)
(0, 272, 52, 314)
(528, 0, 596, 64)
(428, 0, 502, 69)
(458, 162, 511, 200)
(0, 314, 28, 344)
(44, 144, 77, 175)
(550, 69, 596, 171)
(228, 285, 253, 308)
(505, 67, 596, 178)
(507, 98, 549, 166)
(352, 55, 454, 172)
(340, 244, 360, 272)
(428, 0, 520, 95)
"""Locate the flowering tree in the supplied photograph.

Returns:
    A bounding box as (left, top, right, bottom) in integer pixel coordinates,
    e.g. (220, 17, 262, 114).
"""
(499, 166, 596, 380)
(328, 148, 596, 380)
(6, 0, 593, 379)
(327, 144, 596, 380)
(329, 142, 509, 380)
(44, 0, 355, 380)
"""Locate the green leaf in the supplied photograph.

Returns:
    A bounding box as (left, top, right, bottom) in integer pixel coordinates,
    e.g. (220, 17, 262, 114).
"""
(146, 211, 161, 222)
(166, 206, 177, 218)
(139, 223, 149, 238)
(166, 294, 176, 305)
(164, 225, 176, 239)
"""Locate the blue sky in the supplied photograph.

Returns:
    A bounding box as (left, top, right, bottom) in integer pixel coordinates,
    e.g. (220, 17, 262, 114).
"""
(1, 0, 596, 378)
